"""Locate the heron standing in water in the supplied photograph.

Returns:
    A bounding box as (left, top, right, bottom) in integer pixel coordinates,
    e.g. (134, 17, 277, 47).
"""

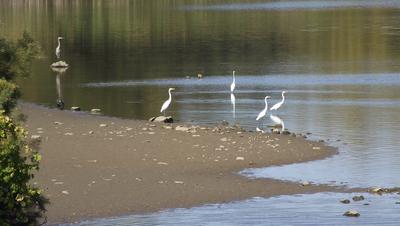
(160, 88, 175, 116)
(55, 37, 63, 59)
(270, 91, 287, 111)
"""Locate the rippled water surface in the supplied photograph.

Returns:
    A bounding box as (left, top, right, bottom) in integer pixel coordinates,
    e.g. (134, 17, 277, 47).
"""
(65, 193, 400, 226)
(1, 0, 400, 224)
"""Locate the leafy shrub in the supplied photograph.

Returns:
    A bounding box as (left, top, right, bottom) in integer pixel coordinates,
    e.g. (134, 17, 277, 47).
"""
(0, 79, 20, 114)
(0, 32, 40, 81)
(0, 114, 46, 225)
(0, 33, 45, 225)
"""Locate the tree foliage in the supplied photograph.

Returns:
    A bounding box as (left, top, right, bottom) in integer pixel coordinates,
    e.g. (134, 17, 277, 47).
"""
(0, 32, 40, 81)
(0, 33, 46, 225)
(0, 114, 46, 225)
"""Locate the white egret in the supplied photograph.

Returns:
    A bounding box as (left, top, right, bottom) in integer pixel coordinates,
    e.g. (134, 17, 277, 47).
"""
(256, 96, 271, 121)
(160, 88, 175, 116)
(55, 37, 63, 59)
(270, 114, 285, 131)
(270, 91, 287, 111)
(230, 93, 236, 118)
(230, 70, 235, 93)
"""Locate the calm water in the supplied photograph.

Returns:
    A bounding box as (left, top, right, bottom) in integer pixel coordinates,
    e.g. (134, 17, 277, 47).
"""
(1, 0, 400, 224)
(65, 193, 400, 226)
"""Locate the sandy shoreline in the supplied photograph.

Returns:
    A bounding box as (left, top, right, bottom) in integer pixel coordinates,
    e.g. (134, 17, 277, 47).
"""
(20, 102, 348, 224)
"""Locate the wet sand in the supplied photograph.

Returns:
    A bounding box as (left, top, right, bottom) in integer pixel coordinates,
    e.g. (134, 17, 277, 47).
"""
(20, 103, 345, 224)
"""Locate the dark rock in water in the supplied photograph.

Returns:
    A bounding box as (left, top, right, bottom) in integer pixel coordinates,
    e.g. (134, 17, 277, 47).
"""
(149, 116, 173, 123)
(306, 132, 312, 135)
(343, 210, 360, 217)
(396, 202, 400, 204)
(340, 199, 350, 204)
(71, 106, 81, 111)
(318, 139, 325, 143)
(282, 130, 290, 135)
(220, 120, 229, 126)
(352, 195, 365, 201)
(363, 203, 370, 206)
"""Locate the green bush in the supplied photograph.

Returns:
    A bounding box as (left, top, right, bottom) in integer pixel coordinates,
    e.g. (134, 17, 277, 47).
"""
(0, 33, 45, 225)
(0, 114, 46, 225)
(0, 79, 20, 114)
(0, 32, 40, 81)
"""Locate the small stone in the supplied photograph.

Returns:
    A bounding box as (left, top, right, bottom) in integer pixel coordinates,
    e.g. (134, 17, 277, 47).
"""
(340, 199, 350, 204)
(71, 106, 81, 111)
(61, 190, 69, 195)
(371, 187, 384, 193)
(197, 73, 203, 79)
(301, 181, 310, 186)
(272, 129, 280, 134)
(220, 137, 228, 142)
(235, 157, 244, 161)
(99, 124, 107, 127)
(220, 120, 229, 126)
(395, 202, 400, 204)
(175, 125, 189, 132)
(54, 121, 63, 125)
(343, 210, 360, 217)
(31, 135, 41, 140)
(352, 195, 365, 201)
(163, 125, 173, 129)
(157, 162, 168, 165)
(88, 130, 94, 134)
(174, 180, 184, 184)
(150, 116, 173, 123)
(312, 147, 321, 150)
(64, 132, 73, 136)
(90, 108, 101, 113)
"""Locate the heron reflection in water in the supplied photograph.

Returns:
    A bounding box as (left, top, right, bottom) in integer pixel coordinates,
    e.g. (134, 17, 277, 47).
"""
(230, 93, 236, 118)
(270, 114, 285, 131)
(51, 67, 67, 110)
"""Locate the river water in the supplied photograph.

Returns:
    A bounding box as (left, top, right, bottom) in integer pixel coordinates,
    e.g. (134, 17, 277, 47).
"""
(1, 0, 399, 224)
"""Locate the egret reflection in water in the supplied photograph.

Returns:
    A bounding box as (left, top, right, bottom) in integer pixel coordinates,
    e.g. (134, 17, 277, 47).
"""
(230, 93, 236, 119)
(51, 67, 67, 110)
(270, 114, 285, 131)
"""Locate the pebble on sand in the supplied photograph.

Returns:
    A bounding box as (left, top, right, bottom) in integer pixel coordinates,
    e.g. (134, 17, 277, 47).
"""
(31, 135, 41, 140)
(99, 124, 107, 127)
(71, 106, 81, 111)
(235, 157, 244, 161)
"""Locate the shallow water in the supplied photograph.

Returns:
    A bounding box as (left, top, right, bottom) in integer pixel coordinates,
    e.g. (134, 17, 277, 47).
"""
(1, 0, 400, 224)
(64, 193, 400, 226)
